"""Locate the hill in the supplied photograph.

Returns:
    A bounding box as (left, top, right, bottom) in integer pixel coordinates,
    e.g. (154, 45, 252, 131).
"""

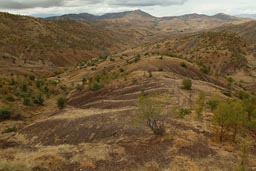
(0, 12, 125, 67)
(0, 12, 256, 171)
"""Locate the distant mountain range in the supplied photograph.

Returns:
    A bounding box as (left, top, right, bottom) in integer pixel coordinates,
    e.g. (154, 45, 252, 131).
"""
(46, 10, 240, 21)
(46, 10, 155, 20)
(237, 14, 256, 19)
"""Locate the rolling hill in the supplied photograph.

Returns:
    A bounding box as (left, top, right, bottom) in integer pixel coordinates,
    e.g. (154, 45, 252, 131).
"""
(0, 11, 256, 171)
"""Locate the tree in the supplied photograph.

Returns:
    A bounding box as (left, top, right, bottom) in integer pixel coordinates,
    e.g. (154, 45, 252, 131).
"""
(195, 92, 206, 118)
(213, 100, 246, 142)
(242, 95, 256, 121)
(136, 95, 166, 136)
(182, 78, 192, 90)
(57, 96, 67, 110)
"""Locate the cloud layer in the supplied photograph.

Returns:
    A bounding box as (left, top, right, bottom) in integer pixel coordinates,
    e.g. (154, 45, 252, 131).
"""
(0, 0, 187, 9)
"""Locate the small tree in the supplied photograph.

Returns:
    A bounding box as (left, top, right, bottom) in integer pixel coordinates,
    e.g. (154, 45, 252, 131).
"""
(182, 78, 192, 90)
(57, 96, 67, 110)
(195, 92, 206, 118)
(213, 100, 246, 142)
(136, 95, 166, 136)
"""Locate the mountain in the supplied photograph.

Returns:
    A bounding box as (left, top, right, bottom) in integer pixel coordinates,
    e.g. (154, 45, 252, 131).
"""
(237, 14, 256, 19)
(46, 10, 155, 21)
(213, 13, 239, 21)
(47, 12, 98, 20)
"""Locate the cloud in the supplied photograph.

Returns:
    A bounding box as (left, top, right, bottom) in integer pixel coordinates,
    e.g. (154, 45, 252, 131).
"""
(0, 0, 67, 9)
(0, 0, 187, 9)
(107, 0, 188, 7)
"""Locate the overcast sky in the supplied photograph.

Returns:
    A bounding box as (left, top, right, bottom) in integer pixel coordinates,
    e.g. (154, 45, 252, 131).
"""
(0, 0, 255, 17)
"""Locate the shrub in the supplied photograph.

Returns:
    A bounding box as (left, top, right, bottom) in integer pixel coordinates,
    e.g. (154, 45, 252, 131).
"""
(0, 106, 12, 121)
(76, 84, 84, 91)
(182, 78, 192, 90)
(2, 126, 17, 134)
(148, 71, 152, 77)
(90, 82, 103, 91)
(180, 62, 187, 68)
(136, 96, 166, 136)
(6, 95, 15, 102)
(135, 54, 141, 62)
(179, 108, 191, 118)
(57, 96, 67, 110)
(22, 97, 31, 106)
(200, 65, 211, 74)
(207, 99, 220, 111)
(33, 94, 44, 105)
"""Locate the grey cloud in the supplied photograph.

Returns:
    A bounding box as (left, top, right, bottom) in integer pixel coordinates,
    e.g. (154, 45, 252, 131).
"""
(0, 0, 65, 9)
(107, 0, 188, 7)
(0, 0, 187, 10)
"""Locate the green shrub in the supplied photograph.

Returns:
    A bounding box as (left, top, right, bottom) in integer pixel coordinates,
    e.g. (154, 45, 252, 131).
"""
(22, 97, 31, 106)
(76, 84, 84, 91)
(207, 99, 220, 111)
(200, 65, 211, 74)
(2, 126, 17, 134)
(180, 62, 187, 68)
(33, 94, 44, 105)
(135, 54, 141, 62)
(179, 108, 191, 118)
(6, 95, 15, 102)
(57, 96, 67, 110)
(0, 106, 12, 121)
(182, 78, 192, 90)
(90, 82, 103, 91)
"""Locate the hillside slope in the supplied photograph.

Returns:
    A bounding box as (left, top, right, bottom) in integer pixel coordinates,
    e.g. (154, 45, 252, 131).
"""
(0, 13, 124, 66)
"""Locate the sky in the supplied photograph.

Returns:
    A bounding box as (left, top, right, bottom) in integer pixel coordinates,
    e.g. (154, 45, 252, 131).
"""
(0, 0, 255, 18)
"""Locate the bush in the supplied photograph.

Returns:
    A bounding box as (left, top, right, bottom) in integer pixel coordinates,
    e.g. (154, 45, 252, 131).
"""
(23, 97, 31, 106)
(76, 84, 84, 91)
(135, 54, 141, 62)
(179, 108, 191, 118)
(2, 126, 17, 134)
(207, 99, 220, 111)
(57, 96, 67, 110)
(180, 62, 187, 68)
(182, 78, 192, 90)
(0, 106, 12, 121)
(6, 95, 15, 102)
(90, 82, 103, 91)
(33, 94, 44, 105)
(136, 96, 166, 136)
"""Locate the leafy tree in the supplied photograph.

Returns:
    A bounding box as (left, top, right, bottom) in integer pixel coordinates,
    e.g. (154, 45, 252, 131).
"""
(182, 78, 192, 90)
(136, 95, 166, 136)
(213, 100, 246, 142)
(242, 95, 256, 121)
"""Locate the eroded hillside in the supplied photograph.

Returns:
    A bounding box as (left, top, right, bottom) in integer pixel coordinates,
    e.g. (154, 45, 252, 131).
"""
(0, 12, 256, 171)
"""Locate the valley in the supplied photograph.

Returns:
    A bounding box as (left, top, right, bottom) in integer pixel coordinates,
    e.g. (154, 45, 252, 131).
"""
(0, 10, 256, 171)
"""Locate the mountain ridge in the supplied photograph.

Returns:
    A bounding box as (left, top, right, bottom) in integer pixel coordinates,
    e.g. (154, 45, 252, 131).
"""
(46, 10, 244, 21)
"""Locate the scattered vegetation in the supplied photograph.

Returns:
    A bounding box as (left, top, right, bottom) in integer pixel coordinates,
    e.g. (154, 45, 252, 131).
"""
(57, 96, 67, 110)
(136, 95, 166, 136)
(181, 78, 192, 90)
